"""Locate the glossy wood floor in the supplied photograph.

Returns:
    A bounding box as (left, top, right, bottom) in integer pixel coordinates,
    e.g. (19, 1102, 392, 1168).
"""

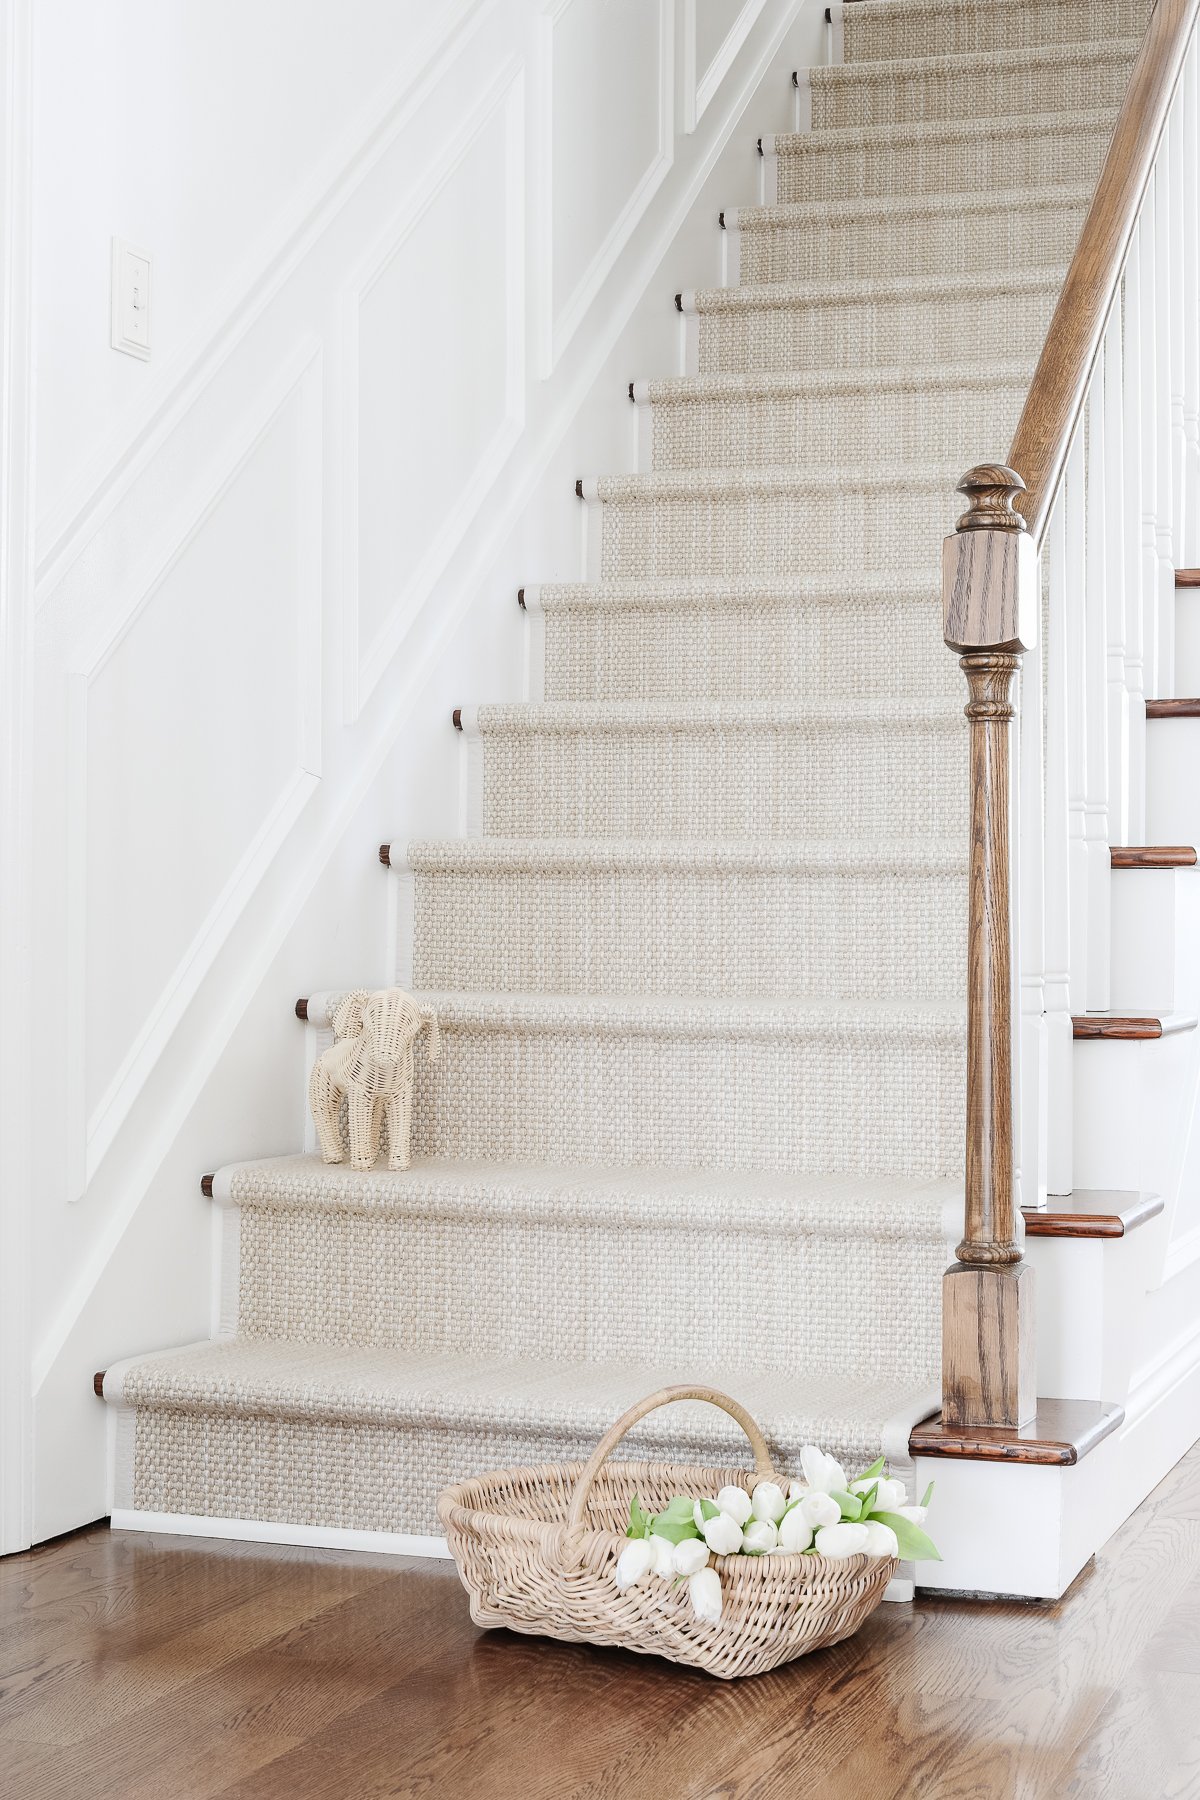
(4, 1448, 1200, 1800)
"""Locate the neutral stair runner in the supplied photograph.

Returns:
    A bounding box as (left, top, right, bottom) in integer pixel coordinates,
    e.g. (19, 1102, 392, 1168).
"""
(103, 0, 1152, 1541)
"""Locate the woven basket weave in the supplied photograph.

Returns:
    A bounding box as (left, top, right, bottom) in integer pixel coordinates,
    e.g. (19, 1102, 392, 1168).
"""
(437, 1384, 898, 1680)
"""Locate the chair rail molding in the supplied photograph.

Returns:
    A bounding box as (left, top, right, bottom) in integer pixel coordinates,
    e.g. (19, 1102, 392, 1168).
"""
(535, 0, 675, 376)
(62, 338, 324, 1203)
(0, 0, 35, 1554)
(682, 0, 771, 133)
(339, 58, 526, 724)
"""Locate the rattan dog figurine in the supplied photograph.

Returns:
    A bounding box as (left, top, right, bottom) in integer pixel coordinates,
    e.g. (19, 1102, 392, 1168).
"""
(309, 988, 440, 1172)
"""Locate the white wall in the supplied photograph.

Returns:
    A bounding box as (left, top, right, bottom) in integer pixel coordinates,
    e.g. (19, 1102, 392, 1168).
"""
(18, 0, 825, 1544)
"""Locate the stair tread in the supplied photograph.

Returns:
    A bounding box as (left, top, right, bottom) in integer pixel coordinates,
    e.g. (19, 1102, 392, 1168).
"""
(465, 697, 962, 730)
(1072, 1012, 1199, 1040)
(308, 988, 967, 1037)
(403, 835, 966, 874)
(524, 574, 940, 609)
(581, 463, 961, 500)
(764, 105, 1118, 156)
(808, 36, 1138, 85)
(103, 1338, 939, 1448)
(725, 182, 1094, 232)
(633, 360, 1032, 405)
(213, 1151, 961, 1238)
(1023, 1190, 1164, 1239)
(680, 266, 1067, 314)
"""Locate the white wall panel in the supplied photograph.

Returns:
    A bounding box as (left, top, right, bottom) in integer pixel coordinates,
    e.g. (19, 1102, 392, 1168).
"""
(539, 0, 674, 371)
(345, 64, 525, 719)
(69, 346, 322, 1197)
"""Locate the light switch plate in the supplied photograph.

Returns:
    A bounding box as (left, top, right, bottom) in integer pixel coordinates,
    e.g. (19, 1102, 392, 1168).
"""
(110, 238, 151, 360)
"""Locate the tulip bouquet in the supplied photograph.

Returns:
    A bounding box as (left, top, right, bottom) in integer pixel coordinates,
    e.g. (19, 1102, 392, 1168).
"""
(613, 1444, 939, 1625)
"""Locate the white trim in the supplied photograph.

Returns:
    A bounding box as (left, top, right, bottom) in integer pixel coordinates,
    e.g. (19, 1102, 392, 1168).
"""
(110, 1508, 453, 1560)
(340, 60, 526, 722)
(682, 0, 770, 134)
(63, 340, 325, 1202)
(537, 0, 675, 375)
(32, 0, 485, 594)
(0, 0, 34, 1555)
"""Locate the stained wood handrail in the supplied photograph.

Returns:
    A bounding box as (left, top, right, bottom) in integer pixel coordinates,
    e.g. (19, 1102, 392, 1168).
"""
(1009, 0, 1200, 544)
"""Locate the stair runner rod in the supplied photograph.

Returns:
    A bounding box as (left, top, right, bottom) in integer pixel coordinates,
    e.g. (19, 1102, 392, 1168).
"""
(941, 466, 1038, 1430)
(1009, 0, 1200, 545)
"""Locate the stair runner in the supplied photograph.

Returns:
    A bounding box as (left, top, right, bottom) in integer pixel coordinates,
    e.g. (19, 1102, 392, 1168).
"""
(103, 0, 1151, 1541)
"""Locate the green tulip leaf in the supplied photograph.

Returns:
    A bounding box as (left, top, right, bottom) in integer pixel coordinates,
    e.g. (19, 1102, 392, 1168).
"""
(856, 1481, 880, 1518)
(873, 1511, 942, 1562)
(628, 1494, 650, 1539)
(649, 1518, 700, 1546)
(920, 1481, 936, 1510)
(831, 1490, 861, 1521)
(853, 1456, 886, 1483)
(697, 1498, 720, 1522)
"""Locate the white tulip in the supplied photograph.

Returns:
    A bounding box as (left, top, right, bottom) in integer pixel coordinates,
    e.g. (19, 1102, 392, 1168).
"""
(672, 1536, 711, 1577)
(800, 1445, 848, 1496)
(714, 1485, 753, 1526)
(750, 1481, 787, 1524)
(742, 1519, 779, 1555)
(891, 1504, 928, 1526)
(614, 1538, 656, 1589)
(787, 1479, 808, 1502)
(688, 1565, 723, 1624)
(701, 1511, 744, 1556)
(649, 1533, 677, 1576)
(814, 1522, 870, 1560)
(777, 1507, 814, 1554)
(852, 1477, 907, 1512)
(861, 1520, 900, 1559)
(693, 1499, 708, 1531)
(799, 1491, 842, 1531)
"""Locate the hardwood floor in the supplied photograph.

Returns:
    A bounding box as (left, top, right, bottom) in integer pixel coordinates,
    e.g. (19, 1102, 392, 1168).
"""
(4, 1448, 1200, 1799)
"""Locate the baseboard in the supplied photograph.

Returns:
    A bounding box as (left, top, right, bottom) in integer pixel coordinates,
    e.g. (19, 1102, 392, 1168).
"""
(109, 1508, 453, 1560)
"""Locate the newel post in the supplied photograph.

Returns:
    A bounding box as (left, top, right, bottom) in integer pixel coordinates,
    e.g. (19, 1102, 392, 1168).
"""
(941, 465, 1039, 1429)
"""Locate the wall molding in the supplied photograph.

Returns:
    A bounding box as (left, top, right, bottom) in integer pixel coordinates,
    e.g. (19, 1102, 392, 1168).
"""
(339, 58, 526, 723)
(33, 0, 487, 605)
(682, 0, 771, 133)
(64, 338, 325, 1202)
(536, 0, 675, 376)
(0, 0, 35, 1554)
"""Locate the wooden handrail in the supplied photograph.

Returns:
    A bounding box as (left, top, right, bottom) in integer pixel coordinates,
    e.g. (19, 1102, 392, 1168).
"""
(1010, 0, 1200, 544)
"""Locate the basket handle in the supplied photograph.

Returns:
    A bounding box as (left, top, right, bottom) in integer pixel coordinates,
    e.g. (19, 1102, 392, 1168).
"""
(564, 1384, 779, 1533)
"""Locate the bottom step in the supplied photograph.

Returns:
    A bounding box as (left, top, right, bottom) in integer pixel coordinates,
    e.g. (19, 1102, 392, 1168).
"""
(101, 1341, 939, 1538)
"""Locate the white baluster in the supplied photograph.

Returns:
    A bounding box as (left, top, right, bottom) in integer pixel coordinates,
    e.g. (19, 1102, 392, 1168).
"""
(1043, 487, 1073, 1196)
(1104, 302, 1131, 845)
(1017, 558, 1047, 1213)
(1183, 41, 1200, 568)
(1139, 177, 1162, 694)
(1122, 230, 1149, 842)
(1084, 385, 1111, 1010)
(1155, 141, 1177, 693)
(1169, 85, 1189, 573)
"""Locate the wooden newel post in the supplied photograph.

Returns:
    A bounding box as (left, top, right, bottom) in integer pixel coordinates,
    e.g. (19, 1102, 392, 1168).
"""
(941, 465, 1039, 1429)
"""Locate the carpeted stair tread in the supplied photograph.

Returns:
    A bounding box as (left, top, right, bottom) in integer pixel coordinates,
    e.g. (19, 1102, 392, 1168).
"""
(404, 835, 966, 876)
(214, 1151, 961, 1240)
(525, 574, 941, 611)
(634, 360, 1034, 405)
(839, 0, 1152, 63)
(467, 696, 963, 731)
(725, 183, 1095, 237)
(765, 106, 1119, 163)
(808, 38, 1138, 131)
(679, 266, 1066, 317)
(104, 1340, 938, 1468)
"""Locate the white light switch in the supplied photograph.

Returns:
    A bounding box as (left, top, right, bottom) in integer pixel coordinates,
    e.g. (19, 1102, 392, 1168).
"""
(111, 238, 152, 360)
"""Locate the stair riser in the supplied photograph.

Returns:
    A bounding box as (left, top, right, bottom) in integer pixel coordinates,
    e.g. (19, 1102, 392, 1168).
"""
(773, 126, 1108, 205)
(476, 721, 968, 839)
(842, 0, 1152, 62)
(541, 595, 958, 703)
(729, 201, 1086, 287)
(645, 382, 1026, 472)
(812, 52, 1131, 133)
(121, 1409, 887, 1539)
(228, 1204, 948, 1375)
(594, 487, 960, 580)
(410, 865, 967, 998)
(402, 1022, 965, 1177)
(694, 285, 1056, 376)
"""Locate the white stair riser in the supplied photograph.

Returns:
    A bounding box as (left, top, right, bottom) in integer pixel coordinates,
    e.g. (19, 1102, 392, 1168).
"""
(225, 1203, 949, 1374)
(402, 1020, 965, 1177)
(409, 863, 967, 998)
(1072, 1034, 1197, 1194)
(773, 126, 1109, 205)
(842, 0, 1152, 62)
(1109, 869, 1192, 1014)
(592, 487, 961, 580)
(475, 720, 969, 840)
(540, 595, 957, 703)
(1175, 593, 1200, 693)
(692, 285, 1057, 376)
(1145, 719, 1200, 843)
(812, 50, 1132, 134)
(729, 198, 1085, 286)
(642, 381, 1027, 472)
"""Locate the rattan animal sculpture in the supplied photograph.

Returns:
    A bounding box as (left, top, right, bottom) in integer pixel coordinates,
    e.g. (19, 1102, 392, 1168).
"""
(309, 988, 441, 1173)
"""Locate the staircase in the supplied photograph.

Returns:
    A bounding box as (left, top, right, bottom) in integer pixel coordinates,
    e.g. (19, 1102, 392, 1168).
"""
(100, 0, 1162, 1565)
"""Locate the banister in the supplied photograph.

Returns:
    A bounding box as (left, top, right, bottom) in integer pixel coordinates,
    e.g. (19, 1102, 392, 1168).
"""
(1009, 0, 1200, 545)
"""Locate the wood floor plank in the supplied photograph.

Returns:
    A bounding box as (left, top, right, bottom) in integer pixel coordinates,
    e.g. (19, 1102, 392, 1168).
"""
(4, 1450, 1200, 1799)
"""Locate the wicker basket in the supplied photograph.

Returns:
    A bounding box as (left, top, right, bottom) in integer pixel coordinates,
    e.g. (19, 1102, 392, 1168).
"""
(437, 1383, 898, 1679)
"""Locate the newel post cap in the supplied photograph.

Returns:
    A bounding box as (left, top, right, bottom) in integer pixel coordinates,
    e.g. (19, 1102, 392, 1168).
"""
(943, 464, 1038, 655)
